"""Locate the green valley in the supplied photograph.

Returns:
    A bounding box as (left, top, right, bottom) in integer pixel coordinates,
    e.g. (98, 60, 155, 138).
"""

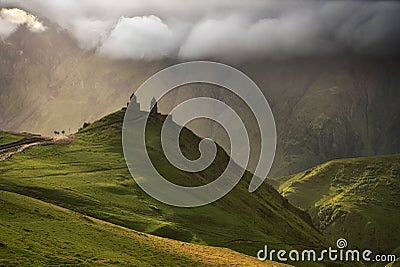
(0, 110, 335, 266)
(1, 3, 399, 267)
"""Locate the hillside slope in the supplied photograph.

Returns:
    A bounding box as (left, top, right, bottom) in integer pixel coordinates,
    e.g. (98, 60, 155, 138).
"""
(277, 155, 400, 256)
(0, 190, 289, 267)
(0, 110, 336, 266)
(0, 131, 24, 146)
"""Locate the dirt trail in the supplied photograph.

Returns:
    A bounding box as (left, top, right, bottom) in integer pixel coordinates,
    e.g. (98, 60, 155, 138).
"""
(0, 142, 44, 161)
(0, 135, 72, 162)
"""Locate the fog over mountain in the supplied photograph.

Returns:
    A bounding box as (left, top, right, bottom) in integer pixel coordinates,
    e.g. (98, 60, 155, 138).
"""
(0, 1, 399, 176)
(1, 3, 400, 265)
(1, 0, 400, 62)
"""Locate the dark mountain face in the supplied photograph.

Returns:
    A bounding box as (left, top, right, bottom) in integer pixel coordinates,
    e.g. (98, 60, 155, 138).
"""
(1, 24, 399, 177)
(242, 58, 400, 176)
(161, 58, 400, 177)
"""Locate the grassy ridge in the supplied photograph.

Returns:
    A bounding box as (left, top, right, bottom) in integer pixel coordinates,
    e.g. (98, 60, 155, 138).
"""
(0, 132, 24, 146)
(0, 110, 331, 266)
(277, 155, 400, 256)
(0, 190, 289, 267)
(386, 258, 400, 267)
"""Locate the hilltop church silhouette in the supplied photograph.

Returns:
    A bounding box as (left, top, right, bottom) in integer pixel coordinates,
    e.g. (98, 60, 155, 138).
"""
(128, 93, 159, 115)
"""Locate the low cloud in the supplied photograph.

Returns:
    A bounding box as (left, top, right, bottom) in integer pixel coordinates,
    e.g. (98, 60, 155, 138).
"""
(1, 1, 399, 61)
(98, 15, 178, 60)
(70, 18, 114, 50)
(0, 8, 46, 38)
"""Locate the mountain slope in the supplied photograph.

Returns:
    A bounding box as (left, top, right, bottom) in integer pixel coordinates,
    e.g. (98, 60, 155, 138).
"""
(189, 58, 400, 176)
(277, 154, 400, 255)
(1, 24, 400, 178)
(0, 25, 165, 136)
(0, 190, 289, 267)
(0, 110, 335, 266)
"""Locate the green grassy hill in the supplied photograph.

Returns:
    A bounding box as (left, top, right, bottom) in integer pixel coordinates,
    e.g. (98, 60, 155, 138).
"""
(0, 131, 24, 146)
(0, 190, 289, 267)
(0, 110, 336, 266)
(277, 155, 400, 256)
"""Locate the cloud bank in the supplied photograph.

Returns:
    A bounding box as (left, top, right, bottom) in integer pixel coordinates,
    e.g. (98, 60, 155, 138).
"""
(98, 15, 178, 60)
(1, 1, 400, 61)
(0, 8, 46, 38)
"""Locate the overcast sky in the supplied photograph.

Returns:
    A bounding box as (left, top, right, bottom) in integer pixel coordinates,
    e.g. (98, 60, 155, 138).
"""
(1, 0, 400, 62)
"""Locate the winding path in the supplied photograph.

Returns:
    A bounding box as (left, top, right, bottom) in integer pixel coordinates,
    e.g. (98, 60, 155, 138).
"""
(0, 135, 68, 162)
